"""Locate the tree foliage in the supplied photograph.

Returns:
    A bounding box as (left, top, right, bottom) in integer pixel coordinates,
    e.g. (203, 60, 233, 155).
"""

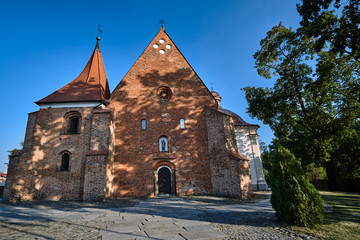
(6, 143, 23, 166)
(297, 0, 360, 59)
(271, 144, 324, 227)
(243, 4, 359, 187)
(259, 140, 275, 186)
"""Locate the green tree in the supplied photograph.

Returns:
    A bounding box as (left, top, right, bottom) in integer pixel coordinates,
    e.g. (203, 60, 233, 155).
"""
(271, 144, 324, 227)
(243, 22, 359, 189)
(5, 143, 23, 166)
(297, 0, 360, 60)
(259, 140, 275, 186)
(332, 121, 360, 179)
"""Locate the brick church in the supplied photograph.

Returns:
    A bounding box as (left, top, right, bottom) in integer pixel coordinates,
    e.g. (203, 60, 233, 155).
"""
(4, 27, 267, 202)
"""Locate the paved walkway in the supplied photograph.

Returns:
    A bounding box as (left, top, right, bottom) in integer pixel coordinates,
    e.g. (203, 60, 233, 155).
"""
(0, 195, 316, 240)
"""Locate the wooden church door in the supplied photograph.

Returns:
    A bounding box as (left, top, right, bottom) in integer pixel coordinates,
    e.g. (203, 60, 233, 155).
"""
(158, 167, 171, 194)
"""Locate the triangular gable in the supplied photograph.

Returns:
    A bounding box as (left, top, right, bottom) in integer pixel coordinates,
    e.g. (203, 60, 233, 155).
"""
(110, 27, 217, 107)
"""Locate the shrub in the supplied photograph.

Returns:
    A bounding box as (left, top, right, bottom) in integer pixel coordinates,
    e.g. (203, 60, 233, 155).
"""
(260, 144, 274, 186)
(271, 144, 324, 227)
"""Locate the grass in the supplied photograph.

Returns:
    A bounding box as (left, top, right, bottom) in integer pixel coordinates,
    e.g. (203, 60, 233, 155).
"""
(291, 191, 360, 240)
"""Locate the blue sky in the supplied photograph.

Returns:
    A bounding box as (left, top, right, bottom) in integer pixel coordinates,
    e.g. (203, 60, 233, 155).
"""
(0, 0, 302, 172)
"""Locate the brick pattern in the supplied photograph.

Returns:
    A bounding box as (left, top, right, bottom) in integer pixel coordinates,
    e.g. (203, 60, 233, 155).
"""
(110, 28, 217, 197)
(4, 28, 253, 201)
(23, 112, 37, 149)
(83, 154, 106, 200)
(109, 29, 218, 198)
(83, 108, 114, 200)
(206, 107, 252, 198)
(5, 107, 95, 201)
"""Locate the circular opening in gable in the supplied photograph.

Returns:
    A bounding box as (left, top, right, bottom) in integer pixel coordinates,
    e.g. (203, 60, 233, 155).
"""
(157, 86, 172, 100)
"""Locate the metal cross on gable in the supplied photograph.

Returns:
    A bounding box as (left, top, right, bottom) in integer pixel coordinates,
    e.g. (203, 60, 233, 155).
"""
(98, 25, 103, 37)
(160, 20, 165, 27)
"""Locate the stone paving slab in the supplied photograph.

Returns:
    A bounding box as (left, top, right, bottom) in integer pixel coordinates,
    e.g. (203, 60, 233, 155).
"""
(184, 224, 217, 232)
(180, 230, 227, 240)
(98, 216, 123, 222)
(0, 195, 318, 240)
(143, 228, 187, 238)
(82, 212, 104, 221)
(106, 224, 141, 233)
(139, 223, 180, 232)
(174, 219, 212, 227)
(140, 219, 176, 227)
(99, 229, 139, 240)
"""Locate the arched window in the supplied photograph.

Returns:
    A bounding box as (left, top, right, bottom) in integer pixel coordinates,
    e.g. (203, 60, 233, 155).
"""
(159, 136, 168, 152)
(180, 119, 185, 129)
(64, 112, 81, 134)
(60, 153, 70, 171)
(68, 116, 79, 134)
(141, 119, 147, 130)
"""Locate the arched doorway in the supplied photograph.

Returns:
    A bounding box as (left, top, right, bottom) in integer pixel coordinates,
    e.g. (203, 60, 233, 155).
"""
(157, 166, 172, 194)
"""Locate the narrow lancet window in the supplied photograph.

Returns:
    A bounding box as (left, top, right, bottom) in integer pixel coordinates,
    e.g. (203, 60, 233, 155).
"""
(64, 112, 81, 135)
(159, 136, 168, 152)
(60, 153, 70, 171)
(141, 119, 147, 130)
(180, 119, 185, 129)
(68, 116, 79, 134)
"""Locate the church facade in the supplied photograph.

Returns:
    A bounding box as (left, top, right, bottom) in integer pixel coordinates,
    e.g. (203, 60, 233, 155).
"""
(4, 28, 267, 202)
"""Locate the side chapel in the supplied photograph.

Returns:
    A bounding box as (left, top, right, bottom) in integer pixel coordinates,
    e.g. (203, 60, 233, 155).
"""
(4, 27, 267, 202)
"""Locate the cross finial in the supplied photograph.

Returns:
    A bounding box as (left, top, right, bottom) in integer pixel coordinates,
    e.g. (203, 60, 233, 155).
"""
(98, 24, 103, 37)
(160, 20, 165, 28)
(211, 82, 213, 91)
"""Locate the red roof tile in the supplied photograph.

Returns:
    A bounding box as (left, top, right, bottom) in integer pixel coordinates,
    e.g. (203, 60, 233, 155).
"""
(217, 108, 260, 127)
(36, 37, 110, 105)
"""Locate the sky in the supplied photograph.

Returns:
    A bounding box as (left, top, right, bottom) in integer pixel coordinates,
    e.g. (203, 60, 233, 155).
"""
(0, 0, 302, 172)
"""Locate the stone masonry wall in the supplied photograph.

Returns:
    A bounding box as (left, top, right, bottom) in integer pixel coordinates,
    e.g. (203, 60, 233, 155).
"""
(206, 107, 246, 198)
(23, 112, 37, 149)
(83, 108, 114, 200)
(83, 153, 107, 201)
(4, 107, 95, 201)
(238, 159, 253, 199)
(223, 115, 239, 153)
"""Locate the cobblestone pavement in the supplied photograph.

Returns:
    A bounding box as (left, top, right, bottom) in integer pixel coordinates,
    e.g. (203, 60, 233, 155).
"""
(0, 194, 317, 240)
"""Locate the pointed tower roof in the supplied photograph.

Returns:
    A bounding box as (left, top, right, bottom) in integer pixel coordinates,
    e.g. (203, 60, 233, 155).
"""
(36, 37, 110, 105)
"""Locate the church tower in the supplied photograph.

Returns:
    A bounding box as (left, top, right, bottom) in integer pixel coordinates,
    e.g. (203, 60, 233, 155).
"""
(4, 38, 114, 201)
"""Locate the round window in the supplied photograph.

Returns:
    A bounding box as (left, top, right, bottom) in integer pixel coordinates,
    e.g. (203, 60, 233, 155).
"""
(157, 86, 172, 100)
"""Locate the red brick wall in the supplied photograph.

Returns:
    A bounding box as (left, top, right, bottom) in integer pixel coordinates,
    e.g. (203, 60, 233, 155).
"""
(83, 153, 107, 200)
(23, 112, 37, 149)
(206, 107, 252, 198)
(110, 29, 218, 197)
(83, 109, 114, 200)
(4, 107, 95, 201)
(238, 159, 253, 199)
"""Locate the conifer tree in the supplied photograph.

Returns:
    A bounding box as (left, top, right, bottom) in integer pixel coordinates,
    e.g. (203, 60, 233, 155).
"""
(271, 144, 324, 227)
